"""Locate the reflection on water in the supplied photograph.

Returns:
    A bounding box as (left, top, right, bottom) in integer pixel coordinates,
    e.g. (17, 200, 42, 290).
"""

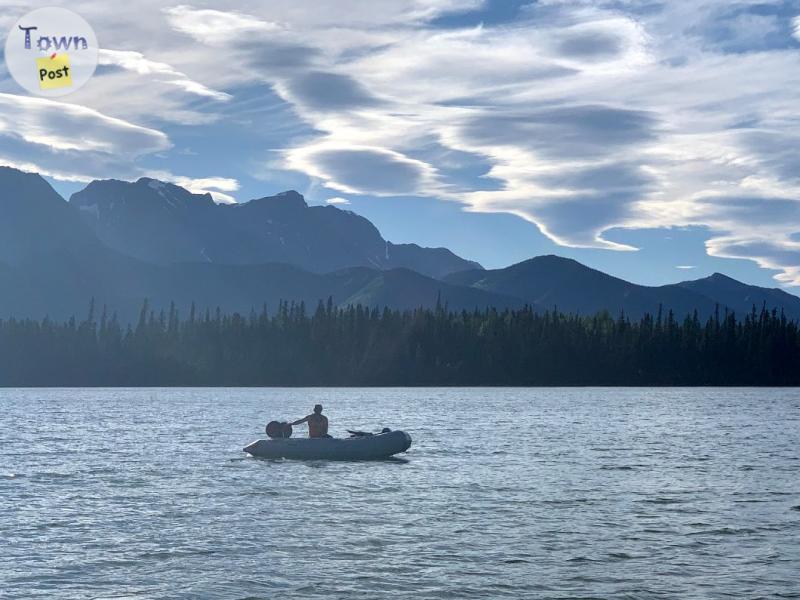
(2, 387, 799, 598)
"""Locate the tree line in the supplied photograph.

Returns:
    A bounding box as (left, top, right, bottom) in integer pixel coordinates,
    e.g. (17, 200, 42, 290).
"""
(0, 298, 798, 386)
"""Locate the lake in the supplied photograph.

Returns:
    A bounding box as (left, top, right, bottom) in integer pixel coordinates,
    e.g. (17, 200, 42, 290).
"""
(2, 388, 799, 599)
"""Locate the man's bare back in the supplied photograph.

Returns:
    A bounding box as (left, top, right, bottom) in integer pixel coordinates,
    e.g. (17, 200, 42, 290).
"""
(291, 404, 329, 438)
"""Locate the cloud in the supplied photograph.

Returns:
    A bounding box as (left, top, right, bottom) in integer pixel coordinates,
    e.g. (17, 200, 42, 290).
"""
(286, 144, 436, 195)
(539, 162, 655, 193)
(280, 71, 382, 111)
(518, 193, 641, 251)
(555, 28, 623, 59)
(172, 175, 240, 203)
(163, 5, 280, 44)
(707, 237, 800, 287)
(455, 104, 659, 160)
(0, 93, 170, 179)
(695, 195, 800, 228)
(684, 4, 793, 54)
(0, 93, 230, 197)
(98, 49, 179, 76)
(676, 265, 696, 269)
(686, 194, 800, 286)
(99, 49, 231, 101)
(326, 197, 350, 205)
(165, 78, 231, 101)
(738, 129, 800, 186)
(543, 15, 650, 68)
(248, 3, 799, 282)
(237, 40, 322, 73)
(0, 93, 168, 155)
(255, 12, 661, 253)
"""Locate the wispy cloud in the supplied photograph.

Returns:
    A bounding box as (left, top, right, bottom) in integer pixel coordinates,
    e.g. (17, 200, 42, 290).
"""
(173, 175, 240, 203)
(163, 5, 281, 44)
(285, 143, 438, 196)
(0, 92, 170, 181)
(99, 49, 231, 101)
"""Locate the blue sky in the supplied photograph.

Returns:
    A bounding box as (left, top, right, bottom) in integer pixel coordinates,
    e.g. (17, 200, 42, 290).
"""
(2, 0, 800, 288)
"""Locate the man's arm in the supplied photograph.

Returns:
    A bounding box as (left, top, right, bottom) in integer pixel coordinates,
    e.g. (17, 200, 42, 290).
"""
(290, 415, 310, 426)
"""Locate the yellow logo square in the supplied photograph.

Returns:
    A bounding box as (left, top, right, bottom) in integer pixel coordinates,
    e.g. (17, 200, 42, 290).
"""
(36, 53, 73, 90)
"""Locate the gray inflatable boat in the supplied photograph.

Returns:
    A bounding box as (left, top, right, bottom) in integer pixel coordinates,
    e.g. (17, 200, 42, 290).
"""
(243, 430, 412, 461)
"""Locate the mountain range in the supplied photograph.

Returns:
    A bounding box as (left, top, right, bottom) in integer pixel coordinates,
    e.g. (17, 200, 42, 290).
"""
(70, 177, 479, 278)
(1, 165, 799, 323)
(445, 258, 800, 321)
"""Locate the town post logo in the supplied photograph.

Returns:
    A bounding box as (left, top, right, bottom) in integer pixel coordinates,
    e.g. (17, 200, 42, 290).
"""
(5, 7, 98, 97)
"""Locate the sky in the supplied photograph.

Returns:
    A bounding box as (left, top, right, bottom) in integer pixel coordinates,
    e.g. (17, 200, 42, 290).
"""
(1, 0, 800, 289)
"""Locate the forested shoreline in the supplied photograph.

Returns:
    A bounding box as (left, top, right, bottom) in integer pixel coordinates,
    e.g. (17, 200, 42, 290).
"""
(1, 299, 798, 386)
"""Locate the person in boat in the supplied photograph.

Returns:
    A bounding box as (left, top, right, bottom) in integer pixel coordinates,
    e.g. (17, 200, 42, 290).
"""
(291, 404, 330, 438)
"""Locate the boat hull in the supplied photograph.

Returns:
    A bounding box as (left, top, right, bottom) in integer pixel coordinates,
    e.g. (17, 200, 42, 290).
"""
(243, 430, 412, 461)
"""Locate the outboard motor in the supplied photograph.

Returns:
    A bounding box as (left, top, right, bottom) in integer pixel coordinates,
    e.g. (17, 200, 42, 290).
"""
(266, 421, 293, 439)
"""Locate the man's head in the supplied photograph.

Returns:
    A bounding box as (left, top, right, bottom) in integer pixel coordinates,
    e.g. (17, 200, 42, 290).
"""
(314, 404, 323, 414)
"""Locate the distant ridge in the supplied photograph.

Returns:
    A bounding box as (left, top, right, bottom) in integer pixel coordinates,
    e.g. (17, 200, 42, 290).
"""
(672, 272, 800, 320)
(1, 166, 799, 323)
(0, 166, 99, 265)
(445, 255, 800, 321)
(70, 177, 481, 278)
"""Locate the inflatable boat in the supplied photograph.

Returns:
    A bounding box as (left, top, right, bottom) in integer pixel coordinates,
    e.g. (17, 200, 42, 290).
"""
(243, 430, 412, 461)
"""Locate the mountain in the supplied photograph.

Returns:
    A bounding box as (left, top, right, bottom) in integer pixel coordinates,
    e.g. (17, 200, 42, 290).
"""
(69, 178, 481, 278)
(0, 166, 99, 265)
(673, 272, 800, 321)
(2, 167, 798, 324)
(444, 255, 800, 320)
(444, 255, 716, 319)
(0, 168, 512, 321)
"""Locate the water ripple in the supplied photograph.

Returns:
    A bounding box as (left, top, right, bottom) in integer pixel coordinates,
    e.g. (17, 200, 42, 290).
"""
(1, 387, 799, 599)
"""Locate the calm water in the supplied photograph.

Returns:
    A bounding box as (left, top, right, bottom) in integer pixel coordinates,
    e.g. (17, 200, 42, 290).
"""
(2, 388, 799, 599)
